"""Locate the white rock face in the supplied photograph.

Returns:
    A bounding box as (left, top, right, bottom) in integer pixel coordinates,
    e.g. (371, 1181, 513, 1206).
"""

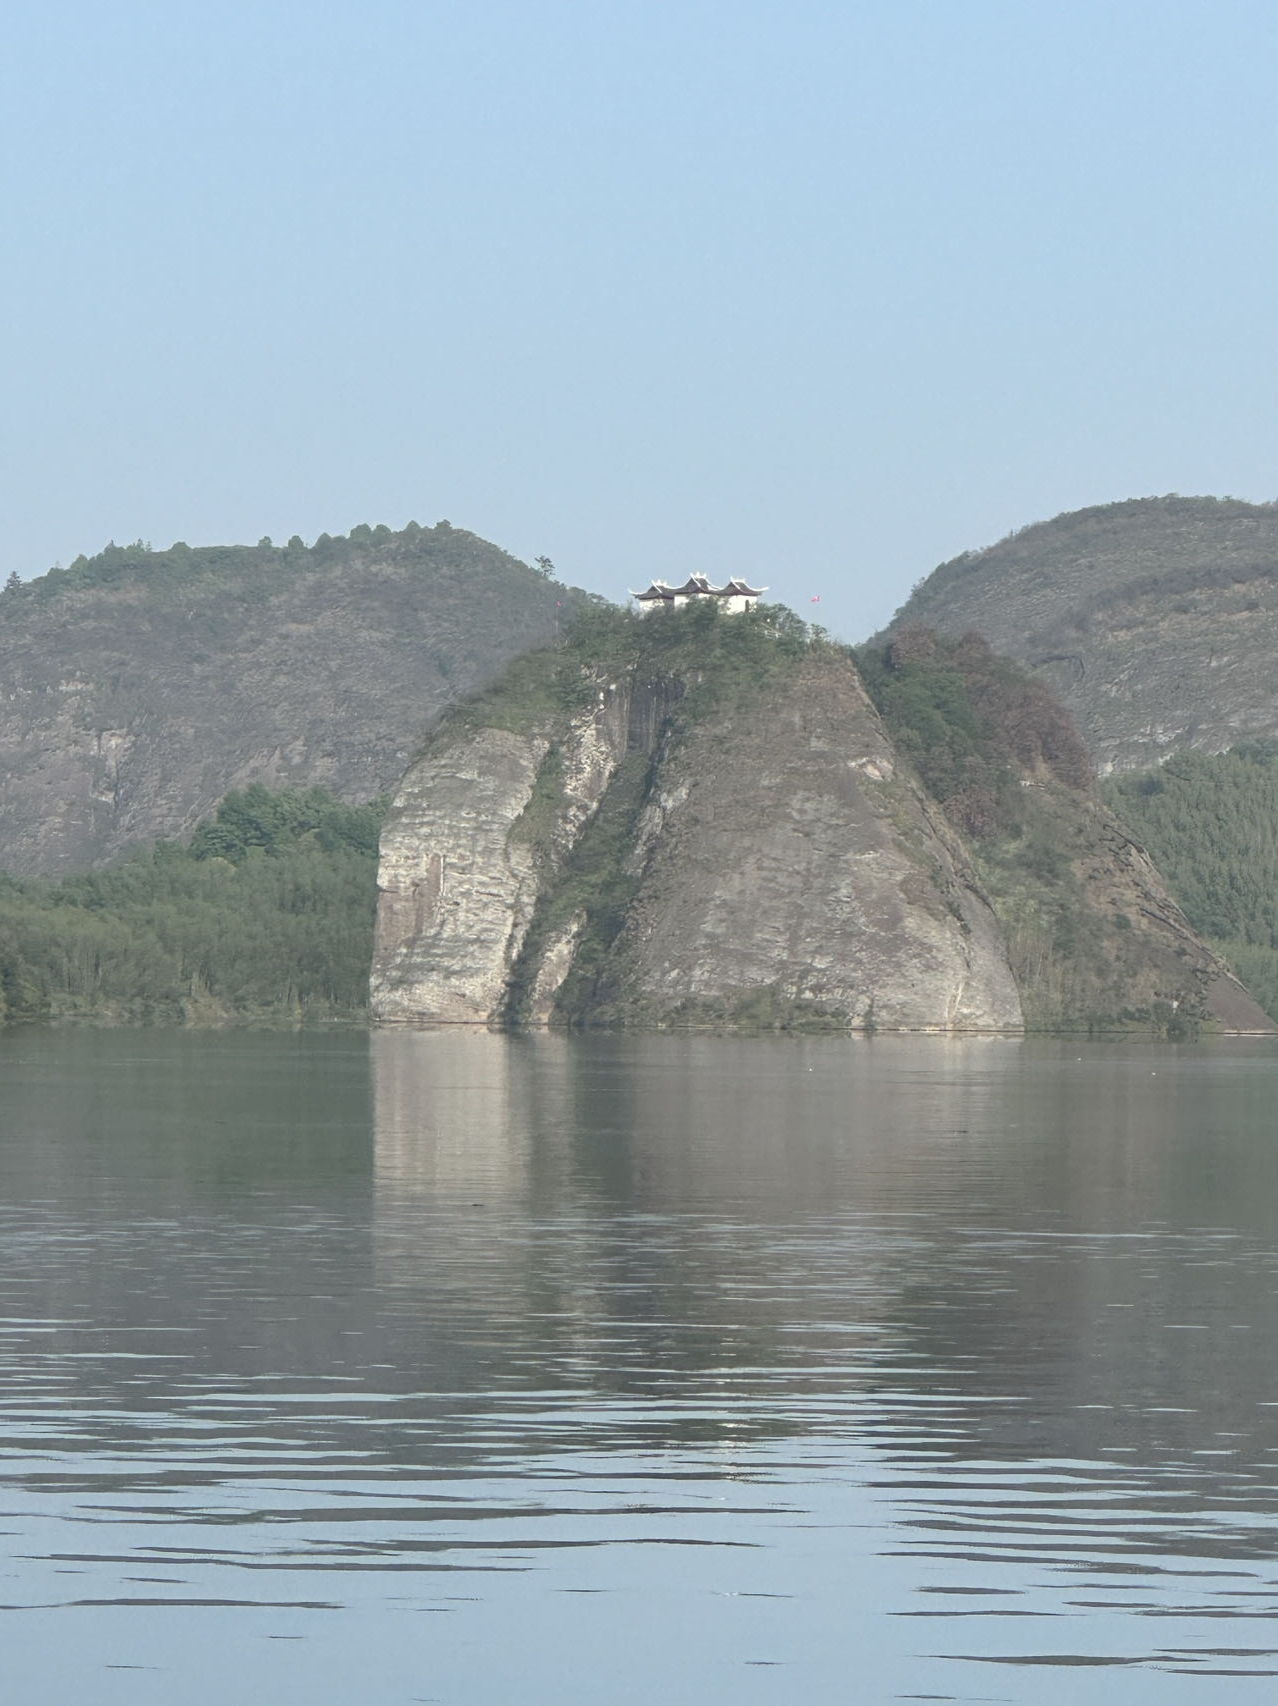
(369, 679, 633, 1024)
(370, 727, 551, 1023)
(527, 909, 588, 1024)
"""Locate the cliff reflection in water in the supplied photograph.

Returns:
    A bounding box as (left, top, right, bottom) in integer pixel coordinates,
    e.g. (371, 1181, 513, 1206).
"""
(5, 1030, 1278, 1695)
(373, 1030, 541, 1201)
(370, 1032, 1278, 1484)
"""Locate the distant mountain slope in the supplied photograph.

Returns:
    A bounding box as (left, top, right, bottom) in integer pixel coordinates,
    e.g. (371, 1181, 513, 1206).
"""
(881, 496, 1278, 773)
(0, 524, 588, 873)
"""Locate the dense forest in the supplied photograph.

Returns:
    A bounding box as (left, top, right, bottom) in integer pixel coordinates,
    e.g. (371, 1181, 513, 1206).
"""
(1103, 745, 1278, 1019)
(0, 785, 383, 1026)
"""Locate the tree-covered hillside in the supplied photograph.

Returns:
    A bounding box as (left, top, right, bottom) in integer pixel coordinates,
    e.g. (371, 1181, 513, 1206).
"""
(1103, 745, 1278, 1018)
(0, 785, 383, 1026)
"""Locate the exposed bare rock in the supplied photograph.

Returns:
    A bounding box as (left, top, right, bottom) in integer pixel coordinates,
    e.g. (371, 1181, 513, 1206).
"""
(370, 610, 1272, 1034)
(591, 654, 1023, 1031)
(371, 630, 1024, 1033)
(370, 675, 634, 1024)
(371, 727, 551, 1024)
(526, 911, 588, 1024)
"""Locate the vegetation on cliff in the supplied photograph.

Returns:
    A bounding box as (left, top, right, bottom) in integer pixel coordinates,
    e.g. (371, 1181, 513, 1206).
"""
(2, 602, 816, 1030)
(857, 628, 1249, 1034)
(1103, 744, 1278, 1019)
(378, 603, 1261, 1037)
(856, 626, 1090, 838)
(4, 598, 1266, 1037)
(0, 785, 383, 1027)
(443, 596, 812, 743)
(374, 606, 1028, 1034)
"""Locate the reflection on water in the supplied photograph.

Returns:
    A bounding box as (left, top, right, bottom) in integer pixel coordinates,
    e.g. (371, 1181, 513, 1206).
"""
(1, 1030, 1278, 1703)
(374, 1029, 538, 1200)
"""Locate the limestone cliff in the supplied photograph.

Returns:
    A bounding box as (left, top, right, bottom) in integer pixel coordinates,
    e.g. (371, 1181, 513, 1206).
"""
(372, 727, 552, 1023)
(372, 643, 1024, 1030)
(587, 654, 1022, 1031)
(371, 675, 634, 1024)
(371, 607, 1273, 1034)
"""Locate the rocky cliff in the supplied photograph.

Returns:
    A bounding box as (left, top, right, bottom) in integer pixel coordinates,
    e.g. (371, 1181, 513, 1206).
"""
(371, 607, 1271, 1034)
(881, 496, 1278, 773)
(0, 524, 585, 873)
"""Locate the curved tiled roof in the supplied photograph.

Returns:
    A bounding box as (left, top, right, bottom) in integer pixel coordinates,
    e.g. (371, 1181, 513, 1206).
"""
(630, 576, 767, 603)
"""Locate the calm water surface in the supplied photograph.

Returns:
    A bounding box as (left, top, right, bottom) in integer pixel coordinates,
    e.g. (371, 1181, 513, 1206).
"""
(1, 1031, 1277, 1703)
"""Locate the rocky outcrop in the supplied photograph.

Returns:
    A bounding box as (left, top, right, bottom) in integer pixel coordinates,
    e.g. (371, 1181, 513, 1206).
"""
(882, 496, 1278, 773)
(371, 727, 552, 1023)
(370, 615, 1275, 1034)
(371, 641, 1025, 1031)
(590, 655, 1023, 1031)
(0, 524, 583, 873)
(370, 677, 635, 1024)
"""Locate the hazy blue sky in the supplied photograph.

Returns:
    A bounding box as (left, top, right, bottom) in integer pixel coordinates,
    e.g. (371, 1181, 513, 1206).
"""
(4, 0, 1277, 640)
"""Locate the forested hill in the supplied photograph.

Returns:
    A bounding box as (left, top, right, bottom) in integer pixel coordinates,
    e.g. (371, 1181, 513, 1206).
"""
(879, 496, 1278, 773)
(0, 784, 383, 1026)
(0, 523, 590, 874)
(1103, 743, 1278, 1019)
